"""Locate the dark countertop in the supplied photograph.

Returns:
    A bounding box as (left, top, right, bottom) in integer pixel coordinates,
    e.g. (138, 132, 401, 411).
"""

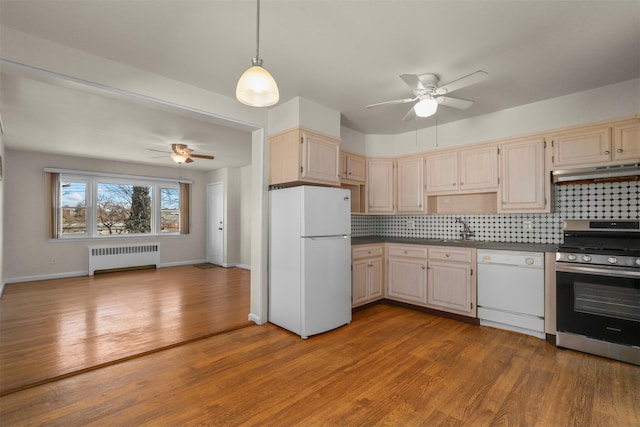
(351, 236, 558, 253)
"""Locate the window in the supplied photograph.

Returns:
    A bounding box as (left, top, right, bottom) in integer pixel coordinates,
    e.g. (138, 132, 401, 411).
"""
(49, 171, 189, 239)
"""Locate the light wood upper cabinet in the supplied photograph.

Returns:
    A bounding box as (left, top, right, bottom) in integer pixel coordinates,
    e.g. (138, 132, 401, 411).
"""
(396, 155, 425, 213)
(340, 151, 366, 183)
(269, 127, 340, 186)
(387, 244, 428, 306)
(613, 120, 640, 161)
(427, 247, 476, 318)
(459, 146, 499, 192)
(498, 137, 548, 213)
(551, 127, 612, 168)
(352, 244, 384, 307)
(425, 151, 458, 193)
(425, 145, 498, 195)
(367, 158, 395, 213)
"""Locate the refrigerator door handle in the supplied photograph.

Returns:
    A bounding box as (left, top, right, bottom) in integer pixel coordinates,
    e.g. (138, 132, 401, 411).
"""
(307, 235, 350, 240)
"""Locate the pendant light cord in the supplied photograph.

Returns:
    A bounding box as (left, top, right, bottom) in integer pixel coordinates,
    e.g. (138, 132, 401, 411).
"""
(255, 0, 261, 62)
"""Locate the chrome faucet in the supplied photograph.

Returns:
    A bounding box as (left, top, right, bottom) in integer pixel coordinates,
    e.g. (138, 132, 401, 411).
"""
(455, 217, 475, 240)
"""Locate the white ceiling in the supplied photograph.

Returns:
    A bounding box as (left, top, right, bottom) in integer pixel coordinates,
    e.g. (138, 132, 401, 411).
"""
(1, 1, 639, 170)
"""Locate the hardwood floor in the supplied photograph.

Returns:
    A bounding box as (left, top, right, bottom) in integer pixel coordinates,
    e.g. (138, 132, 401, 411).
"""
(1, 304, 638, 426)
(0, 265, 251, 395)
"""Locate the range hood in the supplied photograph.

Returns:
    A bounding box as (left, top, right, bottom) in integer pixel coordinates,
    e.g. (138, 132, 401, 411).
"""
(552, 163, 640, 185)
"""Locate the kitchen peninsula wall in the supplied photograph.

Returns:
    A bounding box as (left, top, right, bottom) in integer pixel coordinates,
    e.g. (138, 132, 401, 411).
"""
(352, 181, 640, 243)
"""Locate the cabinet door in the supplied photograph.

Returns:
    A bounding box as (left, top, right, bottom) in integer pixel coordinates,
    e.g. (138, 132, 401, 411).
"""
(425, 151, 458, 194)
(301, 132, 340, 184)
(459, 146, 498, 192)
(339, 152, 348, 180)
(367, 159, 395, 213)
(551, 127, 611, 167)
(427, 260, 474, 317)
(352, 258, 369, 306)
(397, 156, 425, 213)
(346, 154, 366, 182)
(613, 121, 640, 161)
(499, 138, 547, 213)
(387, 256, 427, 306)
(368, 258, 384, 301)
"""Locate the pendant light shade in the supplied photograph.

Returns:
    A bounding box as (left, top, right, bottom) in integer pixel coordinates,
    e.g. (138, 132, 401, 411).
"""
(236, 59, 279, 107)
(236, 0, 279, 107)
(414, 97, 438, 118)
(171, 152, 189, 164)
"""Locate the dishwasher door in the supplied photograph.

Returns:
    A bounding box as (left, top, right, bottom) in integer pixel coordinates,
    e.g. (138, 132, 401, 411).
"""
(477, 250, 545, 338)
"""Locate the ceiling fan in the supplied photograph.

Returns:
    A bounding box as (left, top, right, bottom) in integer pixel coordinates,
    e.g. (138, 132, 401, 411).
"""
(149, 143, 215, 164)
(366, 70, 488, 121)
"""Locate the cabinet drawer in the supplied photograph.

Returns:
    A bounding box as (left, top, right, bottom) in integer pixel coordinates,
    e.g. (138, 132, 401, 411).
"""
(428, 247, 473, 263)
(388, 245, 428, 259)
(352, 245, 384, 259)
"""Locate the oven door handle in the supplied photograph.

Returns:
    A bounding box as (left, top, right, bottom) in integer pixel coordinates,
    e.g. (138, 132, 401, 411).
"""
(556, 263, 640, 279)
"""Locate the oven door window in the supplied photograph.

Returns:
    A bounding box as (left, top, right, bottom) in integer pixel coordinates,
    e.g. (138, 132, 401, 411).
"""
(557, 271, 640, 346)
(574, 282, 640, 322)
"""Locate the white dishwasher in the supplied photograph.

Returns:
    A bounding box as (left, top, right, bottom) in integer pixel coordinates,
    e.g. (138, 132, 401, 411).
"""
(477, 250, 545, 339)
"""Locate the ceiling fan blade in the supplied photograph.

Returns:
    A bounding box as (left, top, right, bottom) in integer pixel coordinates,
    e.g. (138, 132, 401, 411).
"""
(185, 157, 194, 163)
(400, 73, 426, 93)
(366, 97, 416, 109)
(436, 96, 474, 110)
(402, 107, 417, 122)
(190, 154, 215, 160)
(147, 148, 171, 154)
(435, 70, 488, 95)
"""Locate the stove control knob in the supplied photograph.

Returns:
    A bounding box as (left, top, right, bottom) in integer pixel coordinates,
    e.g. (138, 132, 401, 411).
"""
(582, 255, 592, 262)
(608, 257, 618, 264)
(567, 254, 577, 261)
(636, 258, 640, 266)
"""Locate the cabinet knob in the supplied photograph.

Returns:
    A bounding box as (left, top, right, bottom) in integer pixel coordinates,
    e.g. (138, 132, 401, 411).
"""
(617, 148, 623, 153)
(422, 265, 426, 270)
(452, 182, 456, 186)
(348, 172, 352, 175)
(604, 150, 610, 155)
(404, 250, 408, 254)
(446, 253, 450, 258)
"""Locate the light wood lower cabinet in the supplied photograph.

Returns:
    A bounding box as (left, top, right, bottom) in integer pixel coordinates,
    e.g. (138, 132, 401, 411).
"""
(427, 247, 476, 318)
(387, 244, 428, 306)
(352, 245, 384, 307)
(381, 244, 477, 317)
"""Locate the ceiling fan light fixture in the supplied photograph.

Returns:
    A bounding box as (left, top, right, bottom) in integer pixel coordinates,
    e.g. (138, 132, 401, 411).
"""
(171, 152, 189, 164)
(414, 97, 438, 117)
(236, 0, 279, 107)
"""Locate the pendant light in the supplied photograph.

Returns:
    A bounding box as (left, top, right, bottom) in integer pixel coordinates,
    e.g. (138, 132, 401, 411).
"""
(236, 0, 279, 107)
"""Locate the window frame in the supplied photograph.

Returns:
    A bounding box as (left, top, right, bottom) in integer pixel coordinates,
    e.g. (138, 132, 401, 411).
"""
(50, 170, 188, 240)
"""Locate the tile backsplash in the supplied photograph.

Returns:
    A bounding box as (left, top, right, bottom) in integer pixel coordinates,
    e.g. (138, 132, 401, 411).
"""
(352, 181, 639, 244)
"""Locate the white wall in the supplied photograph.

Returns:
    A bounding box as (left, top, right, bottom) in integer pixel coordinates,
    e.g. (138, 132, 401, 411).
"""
(0, 132, 4, 296)
(268, 96, 342, 138)
(240, 165, 252, 268)
(344, 78, 640, 157)
(4, 150, 208, 282)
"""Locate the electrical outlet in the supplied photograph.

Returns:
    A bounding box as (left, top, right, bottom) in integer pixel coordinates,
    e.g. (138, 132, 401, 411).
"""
(523, 220, 533, 231)
(406, 220, 415, 229)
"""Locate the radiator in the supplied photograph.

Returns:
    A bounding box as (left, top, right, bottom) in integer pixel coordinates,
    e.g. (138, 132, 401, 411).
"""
(88, 243, 160, 275)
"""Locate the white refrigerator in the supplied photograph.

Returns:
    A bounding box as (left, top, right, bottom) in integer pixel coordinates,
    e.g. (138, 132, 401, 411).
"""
(269, 186, 352, 339)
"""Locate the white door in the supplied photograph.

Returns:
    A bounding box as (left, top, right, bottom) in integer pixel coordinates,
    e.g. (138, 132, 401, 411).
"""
(207, 182, 224, 266)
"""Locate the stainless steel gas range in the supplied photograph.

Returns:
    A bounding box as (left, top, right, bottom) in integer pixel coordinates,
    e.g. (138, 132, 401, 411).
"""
(555, 220, 640, 365)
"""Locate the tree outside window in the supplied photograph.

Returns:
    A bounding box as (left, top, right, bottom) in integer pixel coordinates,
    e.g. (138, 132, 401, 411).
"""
(97, 183, 152, 235)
